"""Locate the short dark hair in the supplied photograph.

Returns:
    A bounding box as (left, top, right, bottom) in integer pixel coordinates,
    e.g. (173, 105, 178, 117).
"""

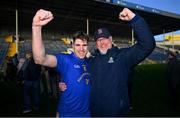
(73, 31, 89, 43)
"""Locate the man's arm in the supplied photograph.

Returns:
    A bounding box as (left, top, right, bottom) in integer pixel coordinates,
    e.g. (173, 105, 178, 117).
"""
(119, 8, 156, 67)
(32, 9, 57, 67)
(119, 8, 135, 21)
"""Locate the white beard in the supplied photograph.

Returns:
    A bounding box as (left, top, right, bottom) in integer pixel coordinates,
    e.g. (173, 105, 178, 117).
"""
(99, 50, 107, 55)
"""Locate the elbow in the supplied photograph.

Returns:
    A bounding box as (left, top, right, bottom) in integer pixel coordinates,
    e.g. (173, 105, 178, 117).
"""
(147, 41, 156, 53)
(34, 59, 41, 65)
(33, 56, 44, 65)
(142, 38, 156, 54)
(152, 38, 156, 50)
(151, 40, 156, 51)
(147, 40, 156, 56)
(147, 37, 156, 51)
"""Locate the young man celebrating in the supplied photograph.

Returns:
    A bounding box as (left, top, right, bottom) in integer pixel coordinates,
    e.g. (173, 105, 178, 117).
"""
(32, 9, 91, 117)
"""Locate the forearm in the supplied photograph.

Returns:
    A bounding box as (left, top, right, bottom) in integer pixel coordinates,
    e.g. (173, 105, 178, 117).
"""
(130, 14, 156, 52)
(125, 14, 156, 67)
(32, 26, 46, 64)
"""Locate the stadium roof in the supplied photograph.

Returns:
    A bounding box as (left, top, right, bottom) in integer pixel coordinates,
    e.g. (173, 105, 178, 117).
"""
(1, 0, 180, 38)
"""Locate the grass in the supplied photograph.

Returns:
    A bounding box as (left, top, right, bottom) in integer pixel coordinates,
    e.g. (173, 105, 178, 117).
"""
(129, 64, 180, 116)
(0, 64, 180, 117)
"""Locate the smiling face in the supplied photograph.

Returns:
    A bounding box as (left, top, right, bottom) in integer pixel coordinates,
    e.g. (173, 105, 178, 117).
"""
(96, 37, 112, 54)
(73, 38, 88, 59)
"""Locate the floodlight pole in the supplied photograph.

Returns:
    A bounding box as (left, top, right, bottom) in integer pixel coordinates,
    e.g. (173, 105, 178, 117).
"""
(86, 18, 89, 35)
(171, 30, 174, 51)
(15, 9, 19, 54)
(131, 29, 134, 45)
(162, 29, 166, 54)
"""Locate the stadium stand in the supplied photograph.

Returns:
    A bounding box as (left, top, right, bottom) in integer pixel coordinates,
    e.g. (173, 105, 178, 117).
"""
(14, 39, 176, 65)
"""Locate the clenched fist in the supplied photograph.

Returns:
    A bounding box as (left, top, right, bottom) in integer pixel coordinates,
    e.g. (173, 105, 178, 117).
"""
(119, 8, 135, 21)
(32, 9, 54, 27)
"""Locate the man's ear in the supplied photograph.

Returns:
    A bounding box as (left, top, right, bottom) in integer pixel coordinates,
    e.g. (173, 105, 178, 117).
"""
(109, 36, 113, 42)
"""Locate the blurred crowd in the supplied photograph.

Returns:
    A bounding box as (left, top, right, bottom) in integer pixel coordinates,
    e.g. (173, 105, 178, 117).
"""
(1, 52, 60, 114)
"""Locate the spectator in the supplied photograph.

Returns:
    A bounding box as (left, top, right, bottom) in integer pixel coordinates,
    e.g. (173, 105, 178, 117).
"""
(22, 52, 42, 114)
(48, 67, 58, 98)
(40, 66, 51, 96)
(166, 51, 180, 113)
(4, 56, 17, 82)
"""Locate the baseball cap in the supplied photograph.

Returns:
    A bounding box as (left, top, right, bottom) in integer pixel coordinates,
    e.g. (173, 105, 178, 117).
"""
(93, 27, 111, 41)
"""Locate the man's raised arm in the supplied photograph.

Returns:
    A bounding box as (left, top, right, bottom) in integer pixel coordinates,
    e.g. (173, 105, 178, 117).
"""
(119, 8, 155, 66)
(32, 9, 57, 67)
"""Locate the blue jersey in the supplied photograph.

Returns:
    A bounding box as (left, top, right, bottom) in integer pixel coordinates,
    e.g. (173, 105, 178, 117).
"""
(55, 52, 91, 117)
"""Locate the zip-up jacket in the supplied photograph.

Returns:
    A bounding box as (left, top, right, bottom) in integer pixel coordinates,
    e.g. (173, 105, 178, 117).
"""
(89, 14, 156, 117)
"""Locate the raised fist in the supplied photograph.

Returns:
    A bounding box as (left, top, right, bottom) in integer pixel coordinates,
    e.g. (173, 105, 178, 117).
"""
(32, 9, 54, 27)
(119, 8, 135, 21)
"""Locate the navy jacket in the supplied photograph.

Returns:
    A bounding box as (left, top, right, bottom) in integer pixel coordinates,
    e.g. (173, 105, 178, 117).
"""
(89, 14, 156, 117)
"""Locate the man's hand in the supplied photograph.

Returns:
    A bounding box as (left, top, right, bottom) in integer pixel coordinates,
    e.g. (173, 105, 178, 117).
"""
(32, 9, 54, 27)
(119, 8, 135, 21)
(59, 82, 67, 92)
